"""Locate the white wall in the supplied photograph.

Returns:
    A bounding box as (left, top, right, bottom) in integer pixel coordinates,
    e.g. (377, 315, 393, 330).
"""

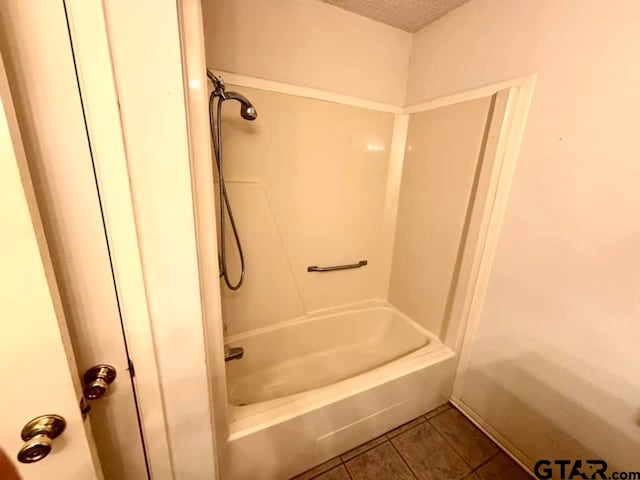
(202, 0, 412, 105)
(408, 0, 640, 470)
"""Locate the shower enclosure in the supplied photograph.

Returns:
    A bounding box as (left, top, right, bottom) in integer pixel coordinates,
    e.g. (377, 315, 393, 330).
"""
(190, 2, 533, 479)
(200, 74, 523, 477)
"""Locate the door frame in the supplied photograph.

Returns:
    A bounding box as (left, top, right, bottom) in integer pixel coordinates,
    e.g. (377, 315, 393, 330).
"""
(61, 2, 171, 477)
(63, 1, 218, 478)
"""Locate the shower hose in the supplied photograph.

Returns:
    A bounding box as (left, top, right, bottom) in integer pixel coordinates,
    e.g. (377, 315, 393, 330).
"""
(209, 91, 245, 290)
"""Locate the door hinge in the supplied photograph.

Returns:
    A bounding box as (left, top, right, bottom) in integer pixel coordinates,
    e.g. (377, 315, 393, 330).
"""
(127, 358, 135, 378)
(79, 396, 91, 420)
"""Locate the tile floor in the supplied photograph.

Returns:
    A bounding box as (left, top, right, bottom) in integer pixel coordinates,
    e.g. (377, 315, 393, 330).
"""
(291, 403, 531, 480)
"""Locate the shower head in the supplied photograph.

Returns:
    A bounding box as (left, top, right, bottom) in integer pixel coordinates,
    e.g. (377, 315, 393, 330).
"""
(206, 68, 258, 121)
(223, 91, 258, 121)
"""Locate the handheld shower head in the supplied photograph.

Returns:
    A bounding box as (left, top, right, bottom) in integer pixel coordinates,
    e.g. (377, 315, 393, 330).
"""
(223, 91, 258, 121)
(206, 68, 258, 121)
(206, 69, 256, 291)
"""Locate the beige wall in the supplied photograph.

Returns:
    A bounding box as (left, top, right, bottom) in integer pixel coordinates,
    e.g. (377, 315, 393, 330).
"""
(408, 0, 640, 470)
(388, 97, 492, 336)
(202, 0, 412, 105)
(219, 85, 394, 335)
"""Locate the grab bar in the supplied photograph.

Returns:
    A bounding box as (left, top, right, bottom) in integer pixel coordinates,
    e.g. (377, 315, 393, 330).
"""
(307, 260, 368, 273)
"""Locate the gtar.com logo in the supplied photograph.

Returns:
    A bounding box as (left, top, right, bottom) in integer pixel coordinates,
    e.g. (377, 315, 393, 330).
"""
(534, 459, 640, 480)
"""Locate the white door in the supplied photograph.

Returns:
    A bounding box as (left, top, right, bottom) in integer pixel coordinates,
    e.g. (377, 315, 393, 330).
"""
(0, 3, 149, 479)
(0, 53, 101, 480)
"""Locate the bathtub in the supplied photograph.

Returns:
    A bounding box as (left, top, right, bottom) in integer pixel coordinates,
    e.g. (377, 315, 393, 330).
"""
(222, 302, 457, 479)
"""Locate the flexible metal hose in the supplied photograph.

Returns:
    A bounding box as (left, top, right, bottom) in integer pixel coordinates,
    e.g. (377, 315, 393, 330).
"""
(209, 91, 245, 290)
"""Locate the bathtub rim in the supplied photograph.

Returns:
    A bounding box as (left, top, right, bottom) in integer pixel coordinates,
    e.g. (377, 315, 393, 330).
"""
(226, 301, 452, 439)
(225, 299, 431, 344)
(225, 301, 437, 410)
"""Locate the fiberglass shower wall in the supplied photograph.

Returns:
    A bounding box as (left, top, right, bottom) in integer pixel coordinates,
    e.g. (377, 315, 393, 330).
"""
(202, 0, 495, 340)
(216, 86, 395, 335)
(201, 0, 412, 336)
(388, 97, 495, 337)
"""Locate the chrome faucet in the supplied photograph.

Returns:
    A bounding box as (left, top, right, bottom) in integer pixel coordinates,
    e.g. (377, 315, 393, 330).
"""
(224, 345, 244, 362)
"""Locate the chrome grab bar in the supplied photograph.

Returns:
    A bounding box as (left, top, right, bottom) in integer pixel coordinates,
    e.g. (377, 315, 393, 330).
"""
(307, 260, 368, 273)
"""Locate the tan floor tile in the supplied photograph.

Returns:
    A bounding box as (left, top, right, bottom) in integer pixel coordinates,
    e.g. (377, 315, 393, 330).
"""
(345, 442, 415, 480)
(291, 457, 342, 480)
(312, 465, 351, 480)
(476, 453, 530, 480)
(430, 408, 498, 467)
(392, 422, 470, 480)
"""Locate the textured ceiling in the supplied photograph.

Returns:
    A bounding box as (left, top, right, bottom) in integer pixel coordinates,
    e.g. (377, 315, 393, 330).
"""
(320, 0, 471, 32)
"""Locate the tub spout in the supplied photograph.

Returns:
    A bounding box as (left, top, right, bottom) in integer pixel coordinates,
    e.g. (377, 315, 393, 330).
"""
(224, 345, 244, 362)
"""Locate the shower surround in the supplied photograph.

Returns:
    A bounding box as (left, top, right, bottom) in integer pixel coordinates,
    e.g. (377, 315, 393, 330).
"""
(207, 77, 495, 478)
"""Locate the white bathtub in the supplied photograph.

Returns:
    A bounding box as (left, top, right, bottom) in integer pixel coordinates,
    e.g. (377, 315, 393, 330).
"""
(223, 303, 456, 479)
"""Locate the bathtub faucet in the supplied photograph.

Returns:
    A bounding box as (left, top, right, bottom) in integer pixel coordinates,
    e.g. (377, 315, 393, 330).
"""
(224, 345, 244, 362)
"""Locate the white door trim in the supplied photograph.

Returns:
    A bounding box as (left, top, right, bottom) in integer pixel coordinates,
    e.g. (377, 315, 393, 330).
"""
(442, 75, 536, 473)
(63, 2, 174, 478)
(446, 74, 536, 395)
(176, 0, 228, 473)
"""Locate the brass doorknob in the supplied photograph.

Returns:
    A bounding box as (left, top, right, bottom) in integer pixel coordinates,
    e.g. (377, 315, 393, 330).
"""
(17, 415, 66, 464)
(83, 364, 116, 400)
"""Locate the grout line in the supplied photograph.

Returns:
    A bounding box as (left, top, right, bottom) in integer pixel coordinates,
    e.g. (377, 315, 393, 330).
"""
(309, 461, 351, 480)
(424, 403, 452, 422)
(426, 409, 449, 422)
(298, 456, 341, 480)
(305, 406, 483, 479)
(429, 405, 498, 472)
(341, 437, 387, 462)
(424, 419, 473, 475)
(342, 461, 354, 480)
(430, 403, 501, 475)
(470, 450, 500, 476)
(429, 415, 476, 470)
(439, 439, 475, 471)
(450, 398, 535, 476)
(388, 439, 419, 480)
(385, 416, 426, 440)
